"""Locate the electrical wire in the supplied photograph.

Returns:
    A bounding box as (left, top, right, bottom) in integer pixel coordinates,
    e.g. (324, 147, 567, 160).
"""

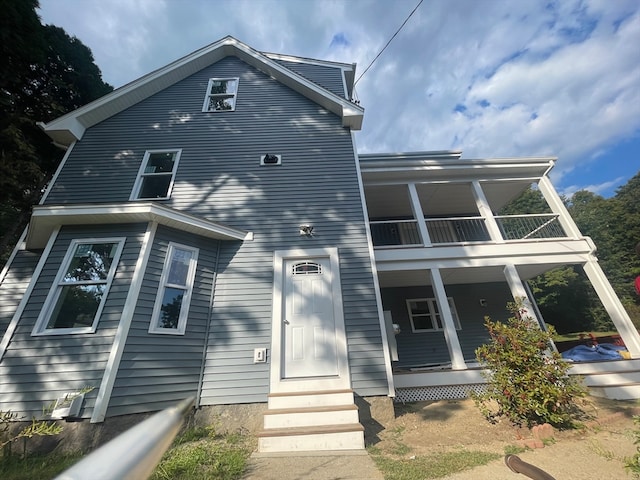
(354, 0, 424, 86)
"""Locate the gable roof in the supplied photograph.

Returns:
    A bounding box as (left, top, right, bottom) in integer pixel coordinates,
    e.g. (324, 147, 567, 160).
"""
(40, 36, 364, 146)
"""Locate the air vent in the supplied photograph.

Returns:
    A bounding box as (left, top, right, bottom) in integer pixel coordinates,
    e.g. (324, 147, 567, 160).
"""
(261, 154, 281, 166)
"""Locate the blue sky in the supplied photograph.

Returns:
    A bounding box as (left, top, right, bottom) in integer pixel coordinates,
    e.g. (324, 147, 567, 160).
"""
(37, 0, 640, 198)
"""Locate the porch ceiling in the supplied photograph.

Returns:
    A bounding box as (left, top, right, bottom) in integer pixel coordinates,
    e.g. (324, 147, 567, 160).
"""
(377, 263, 567, 287)
(365, 180, 533, 216)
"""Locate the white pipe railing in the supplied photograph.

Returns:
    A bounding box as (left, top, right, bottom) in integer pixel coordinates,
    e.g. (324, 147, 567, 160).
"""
(55, 397, 194, 480)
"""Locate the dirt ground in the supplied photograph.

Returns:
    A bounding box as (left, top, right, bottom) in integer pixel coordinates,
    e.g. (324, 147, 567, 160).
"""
(370, 396, 640, 479)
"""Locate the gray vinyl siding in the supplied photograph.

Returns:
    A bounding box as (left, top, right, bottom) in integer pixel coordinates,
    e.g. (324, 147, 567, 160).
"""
(107, 226, 220, 417)
(41, 55, 386, 404)
(0, 250, 41, 338)
(381, 283, 513, 367)
(0, 224, 145, 419)
(271, 60, 348, 98)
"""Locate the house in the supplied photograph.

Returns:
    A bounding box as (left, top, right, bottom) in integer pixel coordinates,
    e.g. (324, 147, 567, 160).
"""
(1, 36, 639, 453)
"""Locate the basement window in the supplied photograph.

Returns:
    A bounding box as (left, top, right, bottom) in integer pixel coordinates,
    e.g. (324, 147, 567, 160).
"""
(202, 78, 239, 112)
(131, 149, 181, 200)
(149, 243, 199, 335)
(407, 297, 461, 333)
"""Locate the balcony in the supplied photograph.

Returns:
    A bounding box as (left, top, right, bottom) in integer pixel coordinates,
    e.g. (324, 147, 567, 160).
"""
(370, 213, 567, 247)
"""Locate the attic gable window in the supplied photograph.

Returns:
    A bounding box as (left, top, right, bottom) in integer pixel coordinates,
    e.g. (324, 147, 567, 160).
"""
(202, 78, 239, 112)
(149, 243, 199, 335)
(32, 239, 125, 335)
(131, 149, 181, 200)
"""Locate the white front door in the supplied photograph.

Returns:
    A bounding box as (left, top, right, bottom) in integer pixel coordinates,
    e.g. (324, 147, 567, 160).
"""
(282, 257, 338, 378)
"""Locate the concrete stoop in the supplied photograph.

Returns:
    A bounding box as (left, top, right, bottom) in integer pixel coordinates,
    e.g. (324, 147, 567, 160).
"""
(258, 389, 365, 453)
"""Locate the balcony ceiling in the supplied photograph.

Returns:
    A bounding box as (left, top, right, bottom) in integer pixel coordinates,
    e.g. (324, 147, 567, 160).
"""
(365, 180, 533, 217)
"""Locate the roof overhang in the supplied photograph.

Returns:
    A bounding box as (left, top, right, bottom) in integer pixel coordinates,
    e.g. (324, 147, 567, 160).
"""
(40, 36, 363, 146)
(359, 151, 556, 184)
(26, 202, 253, 249)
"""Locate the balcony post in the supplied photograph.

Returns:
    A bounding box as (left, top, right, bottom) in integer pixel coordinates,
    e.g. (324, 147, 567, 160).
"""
(429, 268, 466, 370)
(407, 183, 432, 246)
(582, 257, 640, 358)
(503, 263, 539, 324)
(471, 181, 505, 243)
(537, 176, 581, 238)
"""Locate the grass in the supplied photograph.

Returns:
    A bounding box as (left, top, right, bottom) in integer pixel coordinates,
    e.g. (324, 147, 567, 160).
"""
(0, 425, 252, 480)
(0, 451, 84, 480)
(370, 449, 501, 480)
(150, 425, 252, 480)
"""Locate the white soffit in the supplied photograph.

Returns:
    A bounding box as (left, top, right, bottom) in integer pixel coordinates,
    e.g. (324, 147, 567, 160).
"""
(40, 36, 363, 146)
(26, 202, 252, 249)
(359, 151, 556, 183)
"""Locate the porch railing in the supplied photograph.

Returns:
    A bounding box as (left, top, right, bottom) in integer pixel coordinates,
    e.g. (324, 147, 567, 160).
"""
(370, 213, 567, 247)
(494, 214, 566, 240)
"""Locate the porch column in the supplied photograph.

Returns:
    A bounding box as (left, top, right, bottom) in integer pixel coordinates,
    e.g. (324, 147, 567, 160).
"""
(582, 257, 640, 358)
(407, 183, 432, 246)
(471, 181, 504, 243)
(429, 268, 466, 370)
(503, 264, 539, 323)
(537, 176, 582, 239)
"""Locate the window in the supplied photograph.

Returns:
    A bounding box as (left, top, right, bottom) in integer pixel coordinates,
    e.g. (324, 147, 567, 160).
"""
(202, 78, 239, 112)
(406, 297, 461, 333)
(149, 243, 198, 335)
(131, 149, 181, 200)
(33, 239, 125, 335)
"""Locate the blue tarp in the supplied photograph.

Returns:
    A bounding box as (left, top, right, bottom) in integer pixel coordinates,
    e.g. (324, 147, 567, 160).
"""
(561, 343, 626, 362)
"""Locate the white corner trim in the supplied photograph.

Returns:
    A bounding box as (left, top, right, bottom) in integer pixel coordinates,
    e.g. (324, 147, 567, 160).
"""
(0, 227, 28, 287)
(0, 227, 61, 362)
(351, 132, 395, 397)
(91, 222, 158, 423)
(40, 141, 76, 204)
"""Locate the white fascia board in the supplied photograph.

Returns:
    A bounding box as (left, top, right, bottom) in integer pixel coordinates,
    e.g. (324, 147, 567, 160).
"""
(373, 239, 594, 271)
(41, 36, 363, 146)
(26, 202, 251, 249)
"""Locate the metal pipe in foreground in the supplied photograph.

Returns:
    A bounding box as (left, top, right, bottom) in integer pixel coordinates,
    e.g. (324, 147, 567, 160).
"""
(505, 454, 557, 480)
(55, 397, 195, 480)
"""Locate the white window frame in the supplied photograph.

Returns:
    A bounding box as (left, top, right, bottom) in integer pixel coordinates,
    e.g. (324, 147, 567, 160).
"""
(202, 77, 239, 112)
(148, 242, 199, 335)
(407, 297, 461, 333)
(130, 149, 182, 200)
(32, 238, 126, 336)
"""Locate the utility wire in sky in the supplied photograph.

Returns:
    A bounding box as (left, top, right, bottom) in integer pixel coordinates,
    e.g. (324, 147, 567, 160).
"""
(354, 0, 424, 86)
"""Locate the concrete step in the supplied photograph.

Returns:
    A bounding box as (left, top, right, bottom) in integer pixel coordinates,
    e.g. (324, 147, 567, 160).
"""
(263, 404, 359, 429)
(267, 389, 354, 409)
(257, 423, 365, 453)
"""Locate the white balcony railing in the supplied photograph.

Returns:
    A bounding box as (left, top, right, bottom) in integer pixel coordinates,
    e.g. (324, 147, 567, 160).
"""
(370, 214, 567, 247)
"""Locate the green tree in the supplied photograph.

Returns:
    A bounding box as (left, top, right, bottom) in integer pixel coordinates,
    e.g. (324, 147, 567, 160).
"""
(0, 0, 112, 265)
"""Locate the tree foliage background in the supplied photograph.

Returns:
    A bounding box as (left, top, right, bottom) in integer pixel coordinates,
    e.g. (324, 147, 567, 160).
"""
(0, 0, 112, 262)
(501, 172, 640, 333)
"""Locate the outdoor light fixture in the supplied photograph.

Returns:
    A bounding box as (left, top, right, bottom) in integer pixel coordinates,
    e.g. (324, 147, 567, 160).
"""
(299, 225, 314, 236)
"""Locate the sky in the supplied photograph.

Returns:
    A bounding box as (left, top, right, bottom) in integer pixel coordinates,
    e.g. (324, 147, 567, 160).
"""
(37, 0, 640, 198)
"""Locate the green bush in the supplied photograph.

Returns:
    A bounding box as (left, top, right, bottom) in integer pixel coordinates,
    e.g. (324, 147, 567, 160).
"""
(626, 415, 640, 476)
(473, 300, 586, 428)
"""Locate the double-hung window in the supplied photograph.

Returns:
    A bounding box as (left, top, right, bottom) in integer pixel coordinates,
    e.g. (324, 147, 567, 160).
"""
(33, 239, 125, 335)
(149, 243, 198, 335)
(131, 149, 181, 200)
(202, 78, 239, 112)
(407, 297, 461, 333)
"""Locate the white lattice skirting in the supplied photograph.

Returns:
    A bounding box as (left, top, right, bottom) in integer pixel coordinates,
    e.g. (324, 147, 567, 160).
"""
(394, 384, 486, 402)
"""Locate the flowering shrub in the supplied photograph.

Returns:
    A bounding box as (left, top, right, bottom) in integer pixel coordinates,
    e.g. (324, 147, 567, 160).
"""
(473, 300, 586, 428)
